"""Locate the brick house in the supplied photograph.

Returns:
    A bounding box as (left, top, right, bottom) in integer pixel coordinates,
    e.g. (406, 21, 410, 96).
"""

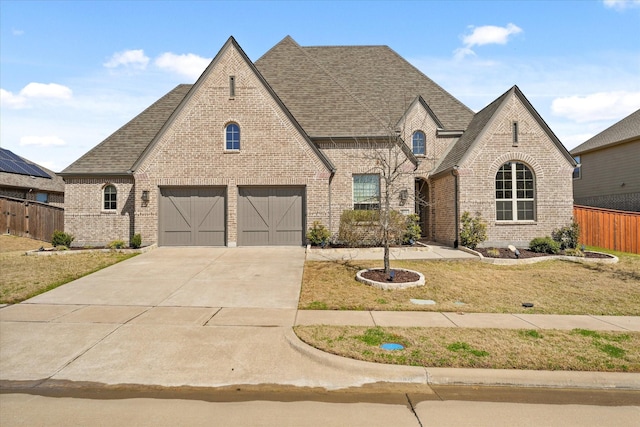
(61, 36, 575, 248)
(571, 109, 640, 212)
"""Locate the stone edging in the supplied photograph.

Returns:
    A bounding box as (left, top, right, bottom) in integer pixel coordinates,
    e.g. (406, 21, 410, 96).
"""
(356, 268, 425, 290)
(25, 244, 157, 256)
(462, 247, 619, 265)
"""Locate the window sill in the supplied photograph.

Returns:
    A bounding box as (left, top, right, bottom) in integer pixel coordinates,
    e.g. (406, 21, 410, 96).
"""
(495, 220, 537, 225)
(224, 149, 240, 154)
(101, 210, 117, 214)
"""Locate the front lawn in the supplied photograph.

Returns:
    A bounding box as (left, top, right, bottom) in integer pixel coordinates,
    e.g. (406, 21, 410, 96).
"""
(0, 235, 137, 304)
(300, 249, 640, 315)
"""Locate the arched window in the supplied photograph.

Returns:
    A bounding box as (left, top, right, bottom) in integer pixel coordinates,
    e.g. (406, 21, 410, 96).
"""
(412, 131, 425, 155)
(104, 185, 117, 210)
(225, 123, 240, 150)
(495, 162, 535, 221)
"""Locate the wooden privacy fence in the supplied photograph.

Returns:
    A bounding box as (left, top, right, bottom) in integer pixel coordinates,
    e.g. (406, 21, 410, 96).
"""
(573, 205, 640, 254)
(1, 196, 64, 243)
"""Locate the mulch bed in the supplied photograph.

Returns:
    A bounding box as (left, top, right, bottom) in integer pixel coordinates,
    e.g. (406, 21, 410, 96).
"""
(361, 269, 421, 283)
(475, 248, 612, 259)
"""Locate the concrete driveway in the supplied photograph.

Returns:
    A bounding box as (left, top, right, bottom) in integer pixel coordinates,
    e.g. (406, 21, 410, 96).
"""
(1, 247, 426, 390)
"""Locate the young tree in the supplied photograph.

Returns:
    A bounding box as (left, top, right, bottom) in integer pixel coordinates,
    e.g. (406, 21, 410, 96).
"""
(353, 128, 419, 276)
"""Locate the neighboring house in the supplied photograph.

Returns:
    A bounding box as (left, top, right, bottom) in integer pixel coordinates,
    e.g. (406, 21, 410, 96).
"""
(571, 109, 640, 212)
(62, 36, 575, 248)
(0, 147, 64, 207)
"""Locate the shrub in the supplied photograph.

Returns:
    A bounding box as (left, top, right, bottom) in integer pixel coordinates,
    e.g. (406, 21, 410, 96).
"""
(486, 248, 501, 258)
(306, 221, 331, 246)
(564, 248, 585, 257)
(459, 212, 487, 250)
(130, 233, 142, 249)
(337, 210, 408, 247)
(552, 221, 580, 250)
(403, 214, 421, 244)
(529, 236, 560, 254)
(52, 230, 74, 247)
(107, 240, 126, 249)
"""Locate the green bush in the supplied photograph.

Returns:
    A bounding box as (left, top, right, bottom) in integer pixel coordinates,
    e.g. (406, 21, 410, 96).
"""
(130, 233, 142, 249)
(486, 248, 501, 258)
(52, 230, 74, 247)
(552, 221, 580, 250)
(564, 248, 585, 257)
(306, 221, 331, 246)
(403, 214, 421, 244)
(107, 239, 126, 249)
(529, 236, 560, 254)
(337, 209, 408, 247)
(459, 212, 487, 249)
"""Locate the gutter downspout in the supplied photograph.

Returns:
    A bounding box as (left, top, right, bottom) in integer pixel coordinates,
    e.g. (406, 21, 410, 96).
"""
(452, 166, 459, 248)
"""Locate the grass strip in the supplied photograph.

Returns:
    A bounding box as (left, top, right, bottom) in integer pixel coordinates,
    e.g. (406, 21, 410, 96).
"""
(295, 325, 640, 372)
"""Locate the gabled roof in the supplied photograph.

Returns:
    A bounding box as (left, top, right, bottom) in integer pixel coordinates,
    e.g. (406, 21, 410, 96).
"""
(62, 84, 191, 175)
(255, 36, 473, 137)
(433, 85, 574, 176)
(0, 148, 65, 193)
(571, 108, 640, 156)
(64, 37, 335, 176)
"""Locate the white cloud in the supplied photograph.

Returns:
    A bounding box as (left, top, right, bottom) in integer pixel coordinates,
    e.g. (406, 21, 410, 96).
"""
(155, 52, 211, 80)
(19, 135, 67, 147)
(1, 88, 27, 108)
(20, 83, 72, 99)
(603, 0, 640, 10)
(1, 83, 72, 109)
(455, 23, 523, 59)
(551, 91, 640, 122)
(12, 28, 25, 36)
(104, 49, 150, 70)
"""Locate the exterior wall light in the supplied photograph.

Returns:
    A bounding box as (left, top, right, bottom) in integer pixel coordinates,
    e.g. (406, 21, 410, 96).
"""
(141, 190, 150, 203)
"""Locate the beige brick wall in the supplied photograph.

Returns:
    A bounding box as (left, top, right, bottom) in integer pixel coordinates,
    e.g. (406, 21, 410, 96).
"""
(64, 177, 134, 246)
(316, 139, 416, 237)
(456, 93, 574, 247)
(134, 42, 331, 246)
(430, 173, 457, 245)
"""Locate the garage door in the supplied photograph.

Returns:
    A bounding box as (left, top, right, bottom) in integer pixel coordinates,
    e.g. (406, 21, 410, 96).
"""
(159, 187, 226, 246)
(238, 187, 305, 246)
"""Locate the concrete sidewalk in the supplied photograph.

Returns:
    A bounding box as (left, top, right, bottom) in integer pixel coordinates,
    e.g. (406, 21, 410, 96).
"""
(295, 310, 640, 331)
(306, 243, 477, 261)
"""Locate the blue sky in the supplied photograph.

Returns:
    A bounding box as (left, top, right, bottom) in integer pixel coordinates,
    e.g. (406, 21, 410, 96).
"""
(2, 0, 639, 172)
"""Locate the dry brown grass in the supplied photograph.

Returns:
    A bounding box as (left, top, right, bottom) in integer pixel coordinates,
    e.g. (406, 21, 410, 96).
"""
(0, 235, 136, 304)
(300, 251, 640, 315)
(295, 325, 640, 372)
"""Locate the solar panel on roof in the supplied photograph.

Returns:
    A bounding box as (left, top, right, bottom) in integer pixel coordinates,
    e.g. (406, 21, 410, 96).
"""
(0, 148, 51, 178)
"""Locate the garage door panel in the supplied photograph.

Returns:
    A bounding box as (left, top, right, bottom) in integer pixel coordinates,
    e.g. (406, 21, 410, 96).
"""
(160, 187, 226, 246)
(238, 187, 304, 246)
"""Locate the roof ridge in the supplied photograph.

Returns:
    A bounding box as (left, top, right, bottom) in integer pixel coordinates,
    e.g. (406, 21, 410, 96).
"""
(382, 46, 474, 121)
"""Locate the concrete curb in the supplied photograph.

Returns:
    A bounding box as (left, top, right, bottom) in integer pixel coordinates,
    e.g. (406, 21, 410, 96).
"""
(25, 244, 157, 256)
(464, 247, 619, 265)
(287, 329, 640, 390)
(285, 329, 429, 388)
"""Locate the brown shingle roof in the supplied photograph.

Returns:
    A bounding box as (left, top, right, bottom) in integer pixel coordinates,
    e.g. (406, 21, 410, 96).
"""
(61, 84, 192, 175)
(570, 109, 640, 155)
(0, 149, 65, 193)
(255, 36, 474, 137)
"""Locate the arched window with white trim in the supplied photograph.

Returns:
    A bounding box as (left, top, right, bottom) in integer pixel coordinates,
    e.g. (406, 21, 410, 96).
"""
(225, 123, 240, 150)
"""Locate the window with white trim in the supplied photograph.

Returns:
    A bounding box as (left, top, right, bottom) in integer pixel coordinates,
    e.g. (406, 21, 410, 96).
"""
(353, 174, 380, 210)
(225, 123, 240, 150)
(104, 185, 117, 210)
(495, 162, 535, 221)
(412, 131, 426, 155)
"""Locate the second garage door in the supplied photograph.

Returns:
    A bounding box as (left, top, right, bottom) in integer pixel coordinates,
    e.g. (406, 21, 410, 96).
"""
(238, 187, 305, 246)
(159, 187, 226, 246)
